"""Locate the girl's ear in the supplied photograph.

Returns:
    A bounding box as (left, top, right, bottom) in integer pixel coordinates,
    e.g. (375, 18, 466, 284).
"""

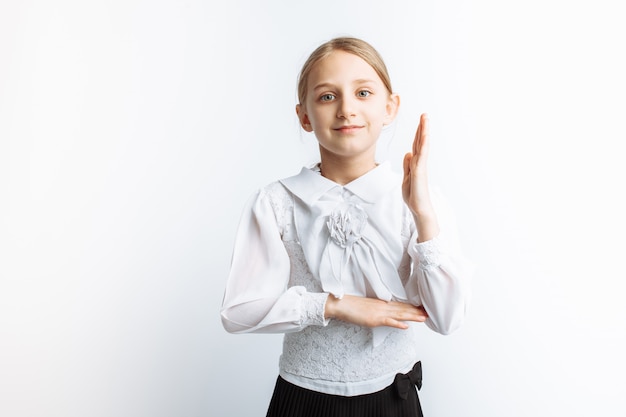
(296, 104, 314, 132)
(383, 94, 400, 125)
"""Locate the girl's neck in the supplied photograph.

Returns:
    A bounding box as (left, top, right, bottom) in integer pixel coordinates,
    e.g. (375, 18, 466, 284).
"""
(318, 152, 378, 185)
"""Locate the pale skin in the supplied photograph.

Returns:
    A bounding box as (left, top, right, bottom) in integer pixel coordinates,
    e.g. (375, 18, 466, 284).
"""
(296, 51, 439, 330)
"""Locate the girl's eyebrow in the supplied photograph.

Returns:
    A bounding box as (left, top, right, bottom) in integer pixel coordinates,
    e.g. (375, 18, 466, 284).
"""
(312, 82, 335, 91)
(312, 79, 378, 91)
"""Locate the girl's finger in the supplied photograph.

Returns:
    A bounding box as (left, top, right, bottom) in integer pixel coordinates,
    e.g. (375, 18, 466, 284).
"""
(416, 114, 430, 159)
(403, 153, 412, 178)
(412, 119, 422, 156)
(383, 318, 410, 330)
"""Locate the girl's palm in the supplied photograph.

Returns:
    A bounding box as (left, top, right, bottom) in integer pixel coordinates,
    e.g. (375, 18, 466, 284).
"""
(402, 113, 431, 214)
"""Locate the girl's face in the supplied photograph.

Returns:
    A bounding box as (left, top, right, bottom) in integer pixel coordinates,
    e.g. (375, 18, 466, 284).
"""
(297, 50, 399, 164)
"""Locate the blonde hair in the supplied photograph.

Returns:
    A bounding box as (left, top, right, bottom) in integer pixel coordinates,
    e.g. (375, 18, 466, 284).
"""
(297, 37, 393, 105)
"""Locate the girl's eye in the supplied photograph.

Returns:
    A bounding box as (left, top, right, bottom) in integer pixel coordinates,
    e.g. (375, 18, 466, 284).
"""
(357, 90, 371, 98)
(320, 94, 335, 102)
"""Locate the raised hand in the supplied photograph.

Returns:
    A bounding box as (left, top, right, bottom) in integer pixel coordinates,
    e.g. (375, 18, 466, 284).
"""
(325, 295, 428, 329)
(402, 113, 440, 242)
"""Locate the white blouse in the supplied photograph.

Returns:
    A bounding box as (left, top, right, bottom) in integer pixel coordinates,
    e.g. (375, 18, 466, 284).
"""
(220, 162, 471, 396)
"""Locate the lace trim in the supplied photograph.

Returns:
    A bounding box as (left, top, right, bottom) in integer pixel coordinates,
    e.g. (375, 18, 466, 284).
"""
(414, 236, 443, 271)
(264, 182, 294, 240)
(300, 292, 329, 327)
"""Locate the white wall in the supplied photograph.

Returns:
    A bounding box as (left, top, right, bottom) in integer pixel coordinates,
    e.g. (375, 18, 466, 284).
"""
(1, 1, 625, 416)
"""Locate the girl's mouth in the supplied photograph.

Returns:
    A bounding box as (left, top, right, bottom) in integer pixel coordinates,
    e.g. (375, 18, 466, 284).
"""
(334, 125, 363, 133)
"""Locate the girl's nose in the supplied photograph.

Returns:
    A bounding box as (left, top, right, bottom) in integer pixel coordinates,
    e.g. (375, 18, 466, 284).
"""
(337, 98, 357, 119)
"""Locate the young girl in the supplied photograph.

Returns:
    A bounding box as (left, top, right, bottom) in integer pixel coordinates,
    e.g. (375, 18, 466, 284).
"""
(220, 37, 470, 417)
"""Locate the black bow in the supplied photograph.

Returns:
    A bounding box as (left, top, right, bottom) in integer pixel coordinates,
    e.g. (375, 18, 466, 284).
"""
(394, 361, 422, 400)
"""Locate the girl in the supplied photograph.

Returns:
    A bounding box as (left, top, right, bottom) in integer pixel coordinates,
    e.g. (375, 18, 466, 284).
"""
(220, 37, 470, 417)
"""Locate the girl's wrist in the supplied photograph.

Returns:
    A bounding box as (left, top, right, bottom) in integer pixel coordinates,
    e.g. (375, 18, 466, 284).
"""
(412, 212, 440, 243)
(324, 294, 338, 319)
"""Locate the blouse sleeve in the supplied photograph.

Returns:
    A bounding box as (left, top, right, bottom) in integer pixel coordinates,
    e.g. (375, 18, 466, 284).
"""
(404, 190, 473, 335)
(220, 188, 330, 334)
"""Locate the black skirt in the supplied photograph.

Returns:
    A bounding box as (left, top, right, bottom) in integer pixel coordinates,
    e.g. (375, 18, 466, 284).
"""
(266, 362, 423, 417)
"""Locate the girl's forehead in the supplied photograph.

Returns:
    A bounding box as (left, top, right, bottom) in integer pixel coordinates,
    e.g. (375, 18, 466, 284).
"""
(308, 51, 382, 85)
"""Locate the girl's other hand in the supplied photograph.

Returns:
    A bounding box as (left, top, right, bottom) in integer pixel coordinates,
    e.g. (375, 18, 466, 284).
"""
(402, 113, 440, 242)
(324, 295, 428, 329)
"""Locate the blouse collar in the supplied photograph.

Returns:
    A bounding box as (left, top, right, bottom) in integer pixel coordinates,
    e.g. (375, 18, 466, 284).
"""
(279, 161, 396, 205)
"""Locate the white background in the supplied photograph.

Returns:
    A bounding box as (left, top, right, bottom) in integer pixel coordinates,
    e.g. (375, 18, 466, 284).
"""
(1, 1, 625, 416)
